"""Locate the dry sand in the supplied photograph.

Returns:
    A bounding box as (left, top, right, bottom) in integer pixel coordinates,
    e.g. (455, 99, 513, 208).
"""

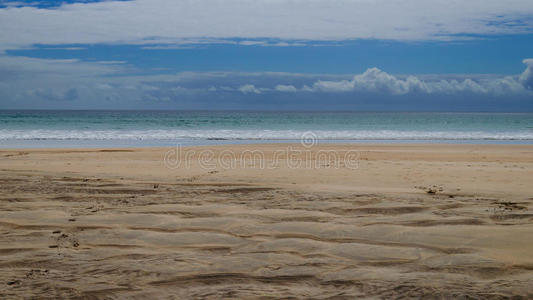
(1, 144, 532, 299)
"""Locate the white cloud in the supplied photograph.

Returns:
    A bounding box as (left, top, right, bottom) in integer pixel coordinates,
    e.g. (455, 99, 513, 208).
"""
(41, 47, 86, 50)
(519, 58, 533, 90)
(0, 55, 123, 76)
(275, 84, 298, 92)
(239, 40, 306, 47)
(239, 41, 266, 46)
(301, 63, 533, 95)
(135, 62, 532, 96)
(0, 0, 532, 50)
(94, 60, 127, 64)
(238, 84, 261, 94)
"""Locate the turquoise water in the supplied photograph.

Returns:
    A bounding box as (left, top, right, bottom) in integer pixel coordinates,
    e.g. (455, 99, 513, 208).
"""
(1, 111, 532, 147)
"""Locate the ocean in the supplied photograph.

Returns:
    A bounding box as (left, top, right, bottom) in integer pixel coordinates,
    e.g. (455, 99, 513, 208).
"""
(1, 110, 532, 148)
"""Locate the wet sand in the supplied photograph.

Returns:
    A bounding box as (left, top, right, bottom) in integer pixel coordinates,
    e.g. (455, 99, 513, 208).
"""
(1, 144, 533, 299)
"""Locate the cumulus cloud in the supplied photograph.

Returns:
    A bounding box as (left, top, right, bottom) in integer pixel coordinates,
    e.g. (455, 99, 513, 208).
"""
(520, 58, 533, 90)
(309, 68, 463, 94)
(135, 61, 533, 100)
(238, 84, 261, 94)
(293, 62, 533, 95)
(0, 0, 533, 50)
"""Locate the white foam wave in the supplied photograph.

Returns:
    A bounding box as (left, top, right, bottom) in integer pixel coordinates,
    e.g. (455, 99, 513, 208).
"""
(1, 129, 532, 141)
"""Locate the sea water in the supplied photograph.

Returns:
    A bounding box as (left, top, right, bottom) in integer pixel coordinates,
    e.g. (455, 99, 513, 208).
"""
(1, 110, 532, 148)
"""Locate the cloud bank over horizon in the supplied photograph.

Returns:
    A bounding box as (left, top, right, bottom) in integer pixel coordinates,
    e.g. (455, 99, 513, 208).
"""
(0, 55, 532, 111)
(266, 60, 533, 96)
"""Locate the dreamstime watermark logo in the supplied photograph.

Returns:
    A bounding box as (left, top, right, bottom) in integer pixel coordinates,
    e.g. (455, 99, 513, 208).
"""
(164, 132, 359, 170)
(300, 131, 318, 148)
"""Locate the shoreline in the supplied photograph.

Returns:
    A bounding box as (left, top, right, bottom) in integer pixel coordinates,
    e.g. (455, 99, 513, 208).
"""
(1, 138, 533, 149)
(2, 141, 533, 149)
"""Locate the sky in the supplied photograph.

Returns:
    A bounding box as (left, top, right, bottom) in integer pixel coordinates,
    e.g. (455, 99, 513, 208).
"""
(0, 0, 532, 111)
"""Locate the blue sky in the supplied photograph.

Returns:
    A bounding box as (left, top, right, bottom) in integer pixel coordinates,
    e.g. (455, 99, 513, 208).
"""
(7, 35, 533, 75)
(0, 0, 532, 111)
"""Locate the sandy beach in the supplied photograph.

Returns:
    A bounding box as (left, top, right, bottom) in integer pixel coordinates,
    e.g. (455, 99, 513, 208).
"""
(1, 143, 533, 299)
